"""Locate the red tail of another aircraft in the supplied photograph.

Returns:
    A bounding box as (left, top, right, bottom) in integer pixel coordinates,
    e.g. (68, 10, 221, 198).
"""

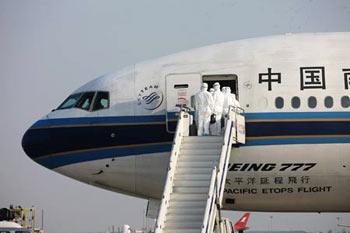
(233, 213, 250, 232)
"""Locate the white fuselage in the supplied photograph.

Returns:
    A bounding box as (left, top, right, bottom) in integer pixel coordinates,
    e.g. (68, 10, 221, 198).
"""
(22, 32, 350, 212)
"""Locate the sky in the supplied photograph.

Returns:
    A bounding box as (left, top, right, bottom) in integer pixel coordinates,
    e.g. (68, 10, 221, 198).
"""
(0, 0, 350, 233)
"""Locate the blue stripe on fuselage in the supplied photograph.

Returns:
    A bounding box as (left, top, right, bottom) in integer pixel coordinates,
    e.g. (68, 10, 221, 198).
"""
(30, 111, 350, 168)
(34, 111, 350, 128)
(37, 143, 172, 169)
(245, 111, 350, 120)
(36, 136, 350, 169)
(32, 114, 167, 128)
(246, 136, 350, 146)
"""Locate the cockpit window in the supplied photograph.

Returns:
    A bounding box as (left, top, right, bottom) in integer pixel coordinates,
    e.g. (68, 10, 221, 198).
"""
(57, 93, 83, 110)
(56, 91, 110, 111)
(75, 92, 95, 111)
(92, 92, 109, 111)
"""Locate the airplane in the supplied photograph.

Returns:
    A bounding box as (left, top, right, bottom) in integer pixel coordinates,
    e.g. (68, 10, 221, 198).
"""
(219, 213, 251, 233)
(22, 32, 350, 214)
(233, 213, 250, 233)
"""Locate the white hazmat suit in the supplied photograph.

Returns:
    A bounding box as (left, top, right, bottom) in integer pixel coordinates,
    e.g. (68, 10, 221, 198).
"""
(223, 86, 240, 115)
(222, 87, 230, 116)
(222, 86, 241, 132)
(209, 88, 215, 96)
(229, 87, 240, 108)
(211, 82, 225, 136)
(195, 83, 214, 136)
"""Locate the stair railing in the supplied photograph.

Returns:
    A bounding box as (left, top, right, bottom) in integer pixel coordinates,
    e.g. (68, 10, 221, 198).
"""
(217, 106, 243, 206)
(155, 108, 191, 233)
(201, 166, 218, 233)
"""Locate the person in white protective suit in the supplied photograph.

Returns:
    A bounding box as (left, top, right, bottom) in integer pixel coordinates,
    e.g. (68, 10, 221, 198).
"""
(223, 86, 240, 116)
(194, 83, 214, 136)
(222, 86, 231, 116)
(209, 88, 215, 96)
(222, 86, 241, 132)
(211, 82, 225, 136)
(228, 86, 240, 108)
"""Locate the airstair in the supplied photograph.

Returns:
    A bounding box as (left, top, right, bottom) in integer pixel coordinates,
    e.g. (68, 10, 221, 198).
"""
(156, 106, 245, 233)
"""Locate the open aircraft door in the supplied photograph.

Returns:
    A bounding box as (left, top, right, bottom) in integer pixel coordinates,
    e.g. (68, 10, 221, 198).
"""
(165, 73, 201, 133)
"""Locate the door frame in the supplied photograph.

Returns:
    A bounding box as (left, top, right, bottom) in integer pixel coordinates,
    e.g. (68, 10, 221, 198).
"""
(165, 72, 201, 133)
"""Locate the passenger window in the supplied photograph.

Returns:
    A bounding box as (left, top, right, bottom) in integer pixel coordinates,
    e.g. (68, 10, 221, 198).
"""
(275, 97, 284, 109)
(76, 92, 95, 111)
(324, 96, 333, 108)
(174, 84, 189, 89)
(57, 93, 82, 110)
(291, 96, 300, 109)
(93, 92, 110, 111)
(308, 96, 317, 108)
(341, 96, 350, 108)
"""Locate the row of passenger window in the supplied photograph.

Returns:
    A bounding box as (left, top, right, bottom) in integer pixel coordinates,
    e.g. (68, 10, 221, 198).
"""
(57, 91, 109, 111)
(275, 96, 350, 109)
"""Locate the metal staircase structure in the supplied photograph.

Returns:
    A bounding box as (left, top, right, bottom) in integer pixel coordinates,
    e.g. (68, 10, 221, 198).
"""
(155, 106, 245, 233)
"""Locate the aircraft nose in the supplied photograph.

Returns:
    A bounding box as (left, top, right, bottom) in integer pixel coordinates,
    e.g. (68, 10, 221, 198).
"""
(22, 122, 51, 161)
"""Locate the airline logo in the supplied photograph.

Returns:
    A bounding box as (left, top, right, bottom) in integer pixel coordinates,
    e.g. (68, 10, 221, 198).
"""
(137, 85, 164, 110)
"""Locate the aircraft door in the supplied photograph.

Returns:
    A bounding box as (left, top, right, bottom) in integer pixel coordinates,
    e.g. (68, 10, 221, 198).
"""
(165, 73, 201, 133)
(202, 74, 238, 99)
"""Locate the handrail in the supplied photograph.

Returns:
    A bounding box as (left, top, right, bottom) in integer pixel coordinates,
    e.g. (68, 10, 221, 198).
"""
(201, 167, 217, 233)
(155, 108, 190, 233)
(217, 108, 236, 206)
(218, 105, 245, 206)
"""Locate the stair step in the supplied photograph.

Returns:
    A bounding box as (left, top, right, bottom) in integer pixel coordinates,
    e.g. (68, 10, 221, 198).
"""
(164, 229, 201, 233)
(173, 186, 209, 193)
(170, 193, 208, 202)
(180, 149, 221, 156)
(165, 214, 203, 223)
(168, 199, 207, 208)
(174, 173, 212, 181)
(167, 206, 205, 215)
(181, 143, 222, 150)
(164, 221, 202, 230)
(177, 161, 218, 168)
(178, 155, 219, 162)
(183, 136, 223, 143)
(173, 179, 211, 187)
(176, 167, 213, 175)
(168, 200, 206, 207)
